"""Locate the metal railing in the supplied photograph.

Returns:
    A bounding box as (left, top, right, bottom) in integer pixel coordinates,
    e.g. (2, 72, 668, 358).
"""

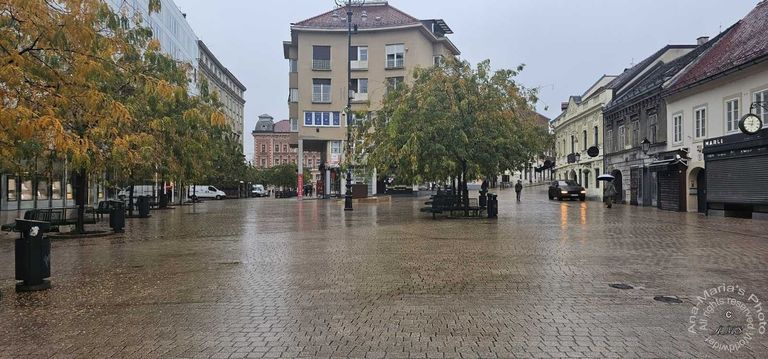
(386, 58, 404, 69)
(312, 59, 331, 70)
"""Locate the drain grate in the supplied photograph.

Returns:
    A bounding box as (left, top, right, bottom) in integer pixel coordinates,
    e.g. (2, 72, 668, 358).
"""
(609, 283, 634, 290)
(653, 295, 683, 304)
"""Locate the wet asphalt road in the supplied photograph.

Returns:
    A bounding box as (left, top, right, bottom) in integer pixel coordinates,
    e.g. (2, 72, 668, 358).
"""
(1, 187, 767, 358)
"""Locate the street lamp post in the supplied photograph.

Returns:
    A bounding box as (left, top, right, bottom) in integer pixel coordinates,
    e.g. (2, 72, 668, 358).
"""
(335, 0, 365, 211)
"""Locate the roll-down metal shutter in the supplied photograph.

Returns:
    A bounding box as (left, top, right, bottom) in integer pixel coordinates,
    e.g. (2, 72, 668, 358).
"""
(707, 155, 768, 205)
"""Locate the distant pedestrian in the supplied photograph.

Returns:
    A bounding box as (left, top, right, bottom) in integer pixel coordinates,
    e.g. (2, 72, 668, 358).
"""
(514, 180, 523, 202)
(481, 179, 489, 193)
(604, 181, 617, 208)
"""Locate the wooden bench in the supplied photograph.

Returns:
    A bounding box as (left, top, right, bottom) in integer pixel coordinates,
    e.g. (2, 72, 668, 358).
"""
(1, 207, 98, 232)
(420, 194, 486, 219)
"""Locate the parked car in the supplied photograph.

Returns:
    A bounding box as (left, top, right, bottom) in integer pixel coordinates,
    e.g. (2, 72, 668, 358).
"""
(188, 185, 226, 200)
(548, 180, 586, 201)
(251, 184, 268, 197)
(275, 189, 297, 199)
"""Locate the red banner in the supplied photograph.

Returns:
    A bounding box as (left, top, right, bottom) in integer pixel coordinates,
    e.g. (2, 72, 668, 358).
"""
(297, 173, 304, 198)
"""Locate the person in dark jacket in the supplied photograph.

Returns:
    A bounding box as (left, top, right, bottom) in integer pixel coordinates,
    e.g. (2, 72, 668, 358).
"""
(514, 180, 523, 201)
(604, 181, 617, 208)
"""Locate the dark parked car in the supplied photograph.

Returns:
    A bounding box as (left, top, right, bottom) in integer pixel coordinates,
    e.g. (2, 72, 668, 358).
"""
(548, 180, 586, 201)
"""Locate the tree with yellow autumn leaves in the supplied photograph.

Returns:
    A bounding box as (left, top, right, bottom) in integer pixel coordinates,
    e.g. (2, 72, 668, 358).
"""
(0, 0, 238, 232)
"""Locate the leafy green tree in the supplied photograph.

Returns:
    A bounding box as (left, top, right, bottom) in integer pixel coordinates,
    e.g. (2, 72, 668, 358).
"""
(357, 58, 548, 213)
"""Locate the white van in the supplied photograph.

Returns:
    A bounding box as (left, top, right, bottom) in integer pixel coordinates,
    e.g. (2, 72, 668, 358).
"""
(251, 184, 267, 197)
(188, 185, 226, 200)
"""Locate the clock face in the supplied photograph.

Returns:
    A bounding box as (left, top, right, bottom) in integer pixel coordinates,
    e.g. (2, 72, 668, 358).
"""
(740, 114, 763, 135)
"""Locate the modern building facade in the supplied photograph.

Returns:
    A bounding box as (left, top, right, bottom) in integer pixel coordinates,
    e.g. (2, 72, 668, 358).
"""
(1, 0, 202, 212)
(199, 40, 247, 145)
(553, 76, 616, 201)
(603, 44, 702, 208)
(252, 115, 322, 178)
(105, 0, 200, 94)
(664, 1, 768, 215)
(284, 1, 460, 197)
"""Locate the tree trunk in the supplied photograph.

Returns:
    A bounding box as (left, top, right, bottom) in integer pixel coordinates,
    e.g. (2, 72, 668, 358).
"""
(128, 185, 134, 217)
(462, 160, 469, 217)
(75, 168, 87, 234)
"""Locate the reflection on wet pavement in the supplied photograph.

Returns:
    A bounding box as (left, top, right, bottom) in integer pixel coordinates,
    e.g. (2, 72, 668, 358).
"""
(1, 187, 767, 358)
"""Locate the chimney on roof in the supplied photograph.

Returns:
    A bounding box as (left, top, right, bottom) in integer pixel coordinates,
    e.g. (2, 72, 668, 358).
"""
(697, 36, 710, 45)
(561, 102, 569, 111)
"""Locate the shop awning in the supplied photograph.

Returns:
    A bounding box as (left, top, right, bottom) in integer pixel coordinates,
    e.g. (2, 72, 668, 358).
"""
(648, 158, 688, 171)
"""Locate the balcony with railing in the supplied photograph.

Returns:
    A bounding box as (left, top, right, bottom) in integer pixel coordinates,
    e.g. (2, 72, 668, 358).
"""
(312, 91, 331, 104)
(386, 58, 404, 70)
(312, 59, 331, 71)
(351, 60, 368, 71)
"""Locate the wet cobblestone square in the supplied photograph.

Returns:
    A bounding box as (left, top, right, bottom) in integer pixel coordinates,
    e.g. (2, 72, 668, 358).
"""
(1, 188, 767, 358)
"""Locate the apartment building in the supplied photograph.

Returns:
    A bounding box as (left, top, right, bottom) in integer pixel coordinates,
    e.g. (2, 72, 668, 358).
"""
(553, 75, 616, 201)
(106, 0, 200, 94)
(199, 40, 247, 145)
(252, 114, 321, 176)
(283, 1, 460, 197)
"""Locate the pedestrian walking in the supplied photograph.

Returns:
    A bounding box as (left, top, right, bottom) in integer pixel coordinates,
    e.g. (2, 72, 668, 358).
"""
(604, 180, 617, 208)
(514, 180, 523, 202)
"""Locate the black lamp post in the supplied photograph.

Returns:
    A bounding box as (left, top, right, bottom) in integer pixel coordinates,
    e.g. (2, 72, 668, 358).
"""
(641, 138, 651, 155)
(335, 0, 366, 211)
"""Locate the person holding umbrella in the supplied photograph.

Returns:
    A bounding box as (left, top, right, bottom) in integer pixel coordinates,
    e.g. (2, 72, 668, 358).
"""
(597, 173, 616, 208)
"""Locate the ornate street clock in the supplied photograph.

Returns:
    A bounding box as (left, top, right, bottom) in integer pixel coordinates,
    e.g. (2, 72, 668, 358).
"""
(739, 113, 763, 135)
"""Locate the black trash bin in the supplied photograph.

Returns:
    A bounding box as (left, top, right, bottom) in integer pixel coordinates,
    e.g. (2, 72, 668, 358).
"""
(15, 219, 52, 292)
(159, 193, 168, 209)
(109, 200, 126, 233)
(487, 193, 498, 219)
(137, 196, 150, 218)
(479, 190, 488, 208)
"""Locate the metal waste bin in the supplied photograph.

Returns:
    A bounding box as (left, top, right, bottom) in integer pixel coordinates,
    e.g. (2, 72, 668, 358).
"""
(159, 193, 168, 208)
(15, 219, 52, 292)
(109, 200, 126, 233)
(137, 196, 150, 218)
(479, 190, 488, 208)
(487, 193, 498, 219)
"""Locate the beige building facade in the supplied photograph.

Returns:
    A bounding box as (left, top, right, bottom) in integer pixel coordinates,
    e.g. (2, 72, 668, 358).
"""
(553, 75, 616, 201)
(198, 40, 246, 147)
(284, 1, 459, 197)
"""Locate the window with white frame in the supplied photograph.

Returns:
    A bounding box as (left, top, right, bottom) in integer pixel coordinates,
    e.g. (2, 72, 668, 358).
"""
(351, 78, 368, 95)
(618, 125, 626, 150)
(312, 46, 331, 70)
(385, 44, 405, 69)
(726, 98, 739, 133)
(312, 79, 331, 103)
(694, 107, 707, 138)
(331, 141, 341, 154)
(289, 88, 299, 103)
(754, 89, 768, 123)
(350, 46, 368, 69)
(289, 59, 297, 73)
(304, 111, 341, 127)
(386, 76, 404, 91)
(290, 118, 298, 132)
(673, 113, 683, 143)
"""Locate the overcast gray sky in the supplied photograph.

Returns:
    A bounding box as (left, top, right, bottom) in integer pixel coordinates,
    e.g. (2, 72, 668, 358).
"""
(175, 0, 757, 160)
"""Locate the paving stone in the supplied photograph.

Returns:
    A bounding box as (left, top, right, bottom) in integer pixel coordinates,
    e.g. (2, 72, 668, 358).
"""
(0, 189, 767, 358)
